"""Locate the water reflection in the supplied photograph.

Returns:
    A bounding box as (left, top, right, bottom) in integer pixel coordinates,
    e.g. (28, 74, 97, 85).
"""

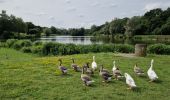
(39, 35, 170, 45)
(39, 36, 103, 45)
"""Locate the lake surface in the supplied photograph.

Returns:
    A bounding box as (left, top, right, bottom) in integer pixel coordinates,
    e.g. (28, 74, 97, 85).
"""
(39, 36, 170, 45)
(39, 36, 103, 45)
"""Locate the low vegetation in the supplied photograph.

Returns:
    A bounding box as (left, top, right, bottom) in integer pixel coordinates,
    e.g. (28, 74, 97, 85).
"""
(1, 39, 170, 55)
(1, 39, 135, 56)
(0, 48, 170, 99)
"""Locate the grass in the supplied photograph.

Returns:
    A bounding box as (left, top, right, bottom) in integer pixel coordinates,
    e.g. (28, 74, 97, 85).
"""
(0, 48, 170, 100)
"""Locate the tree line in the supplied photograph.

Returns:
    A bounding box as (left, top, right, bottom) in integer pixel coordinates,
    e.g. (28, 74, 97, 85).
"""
(0, 8, 170, 39)
(91, 8, 170, 36)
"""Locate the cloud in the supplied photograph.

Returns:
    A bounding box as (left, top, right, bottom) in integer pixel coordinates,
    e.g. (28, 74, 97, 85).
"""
(48, 16, 55, 21)
(36, 12, 47, 16)
(78, 14, 85, 18)
(110, 4, 117, 8)
(66, 7, 77, 12)
(0, 0, 5, 3)
(144, 3, 161, 11)
(65, 0, 71, 4)
(91, 2, 100, 7)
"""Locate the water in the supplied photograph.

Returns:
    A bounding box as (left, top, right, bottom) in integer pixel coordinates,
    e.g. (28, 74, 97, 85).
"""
(39, 36, 103, 45)
(38, 35, 170, 45)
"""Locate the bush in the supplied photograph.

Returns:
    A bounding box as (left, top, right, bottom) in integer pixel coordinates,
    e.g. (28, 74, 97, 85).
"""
(147, 44, 170, 55)
(0, 42, 6, 48)
(12, 40, 32, 50)
(1, 39, 138, 56)
(31, 45, 43, 55)
(6, 39, 18, 47)
(42, 42, 62, 55)
(21, 47, 32, 53)
(33, 41, 43, 46)
(115, 44, 134, 53)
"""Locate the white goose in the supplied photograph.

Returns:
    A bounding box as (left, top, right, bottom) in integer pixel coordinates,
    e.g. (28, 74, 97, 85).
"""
(112, 61, 116, 72)
(92, 56, 97, 71)
(124, 73, 137, 89)
(147, 59, 158, 82)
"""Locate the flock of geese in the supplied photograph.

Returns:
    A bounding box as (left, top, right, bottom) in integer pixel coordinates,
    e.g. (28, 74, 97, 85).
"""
(58, 56, 159, 89)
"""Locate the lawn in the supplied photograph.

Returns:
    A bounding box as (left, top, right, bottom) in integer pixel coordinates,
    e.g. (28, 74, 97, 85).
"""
(0, 48, 170, 100)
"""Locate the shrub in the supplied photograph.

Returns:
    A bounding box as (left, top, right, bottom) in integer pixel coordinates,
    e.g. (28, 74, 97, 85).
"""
(0, 42, 6, 48)
(33, 41, 43, 46)
(6, 39, 18, 47)
(115, 44, 134, 53)
(21, 47, 32, 53)
(19, 40, 32, 47)
(11, 40, 32, 50)
(42, 42, 62, 55)
(147, 44, 170, 55)
(31, 45, 43, 55)
(77, 45, 90, 54)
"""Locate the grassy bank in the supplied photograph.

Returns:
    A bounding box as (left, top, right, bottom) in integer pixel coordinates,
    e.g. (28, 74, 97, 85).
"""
(134, 35, 170, 39)
(0, 48, 170, 100)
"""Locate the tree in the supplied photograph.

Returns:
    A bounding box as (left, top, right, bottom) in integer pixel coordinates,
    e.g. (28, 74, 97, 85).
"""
(44, 28, 52, 36)
(125, 16, 142, 36)
(109, 18, 128, 35)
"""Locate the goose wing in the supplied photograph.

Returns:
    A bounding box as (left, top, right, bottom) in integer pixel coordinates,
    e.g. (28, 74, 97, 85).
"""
(148, 69, 158, 79)
(134, 67, 144, 73)
(113, 70, 122, 76)
(72, 64, 78, 68)
(59, 66, 67, 70)
(92, 62, 97, 68)
(81, 74, 91, 81)
(126, 75, 136, 87)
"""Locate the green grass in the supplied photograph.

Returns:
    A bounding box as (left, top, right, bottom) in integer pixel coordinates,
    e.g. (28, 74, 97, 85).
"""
(0, 48, 170, 100)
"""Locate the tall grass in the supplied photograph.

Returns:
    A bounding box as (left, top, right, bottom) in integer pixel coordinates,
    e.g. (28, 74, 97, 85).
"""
(1, 39, 170, 55)
(1, 39, 135, 56)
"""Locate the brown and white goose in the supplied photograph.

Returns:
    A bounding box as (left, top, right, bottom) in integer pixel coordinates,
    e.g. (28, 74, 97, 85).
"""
(58, 59, 67, 75)
(83, 62, 94, 76)
(71, 58, 81, 72)
(81, 67, 94, 86)
(113, 67, 124, 80)
(99, 65, 112, 82)
(134, 64, 144, 76)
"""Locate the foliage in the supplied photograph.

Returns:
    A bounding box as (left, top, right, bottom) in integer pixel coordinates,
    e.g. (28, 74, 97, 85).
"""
(3, 39, 170, 55)
(2, 39, 135, 55)
(1, 8, 170, 39)
(147, 44, 170, 55)
(21, 47, 32, 53)
(6, 39, 18, 47)
(10, 40, 32, 50)
(0, 11, 42, 39)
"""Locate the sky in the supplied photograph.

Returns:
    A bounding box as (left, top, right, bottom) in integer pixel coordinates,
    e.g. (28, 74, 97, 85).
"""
(0, 0, 170, 28)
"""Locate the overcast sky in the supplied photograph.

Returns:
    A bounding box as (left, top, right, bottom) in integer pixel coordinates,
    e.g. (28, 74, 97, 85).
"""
(0, 0, 170, 28)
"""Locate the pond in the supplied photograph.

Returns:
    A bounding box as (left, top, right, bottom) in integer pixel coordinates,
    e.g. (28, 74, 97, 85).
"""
(39, 36, 103, 45)
(38, 35, 170, 45)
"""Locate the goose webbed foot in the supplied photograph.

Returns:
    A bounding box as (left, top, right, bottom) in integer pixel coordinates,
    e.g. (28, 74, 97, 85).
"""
(127, 87, 132, 90)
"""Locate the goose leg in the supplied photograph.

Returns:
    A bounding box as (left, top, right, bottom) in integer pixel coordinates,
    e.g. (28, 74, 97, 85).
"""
(127, 85, 132, 90)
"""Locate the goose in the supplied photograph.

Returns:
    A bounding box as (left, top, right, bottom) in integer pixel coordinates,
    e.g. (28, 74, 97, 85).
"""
(112, 61, 117, 72)
(81, 67, 94, 86)
(124, 73, 137, 89)
(58, 59, 67, 75)
(71, 58, 81, 72)
(83, 62, 94, 76)
(134, 64, 145, 76)
(99, 65, 112, 82)
(113, 67, 124, 80)
(92, 56, 97, 71)
(147, 59, 158, 82)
